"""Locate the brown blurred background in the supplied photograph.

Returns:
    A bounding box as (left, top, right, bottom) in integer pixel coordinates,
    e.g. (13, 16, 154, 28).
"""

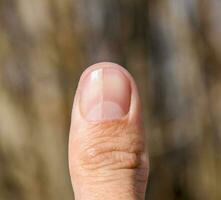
(0, 0, 221, 199)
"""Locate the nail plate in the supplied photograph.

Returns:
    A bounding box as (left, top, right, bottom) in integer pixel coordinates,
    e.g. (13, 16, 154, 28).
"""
(80, 67, 131, 121)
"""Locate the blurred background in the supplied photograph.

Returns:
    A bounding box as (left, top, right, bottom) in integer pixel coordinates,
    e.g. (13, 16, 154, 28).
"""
(0, 0, 221, 199)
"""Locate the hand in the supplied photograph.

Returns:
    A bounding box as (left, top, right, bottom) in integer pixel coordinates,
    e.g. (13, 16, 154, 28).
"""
(68, 62, 149, 200)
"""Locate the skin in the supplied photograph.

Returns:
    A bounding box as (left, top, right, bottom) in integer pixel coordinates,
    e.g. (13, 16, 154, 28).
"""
(69, 62, 149, 200)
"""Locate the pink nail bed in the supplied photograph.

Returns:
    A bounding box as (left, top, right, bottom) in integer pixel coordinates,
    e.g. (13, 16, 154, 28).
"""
(79, 67, 131, 121)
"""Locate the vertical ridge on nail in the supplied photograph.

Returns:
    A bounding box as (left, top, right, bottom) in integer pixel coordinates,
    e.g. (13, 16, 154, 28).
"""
(80, 67, 131, 121)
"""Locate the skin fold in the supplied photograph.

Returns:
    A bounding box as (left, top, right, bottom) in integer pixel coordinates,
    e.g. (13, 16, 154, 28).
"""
(69, 63, 149, 200)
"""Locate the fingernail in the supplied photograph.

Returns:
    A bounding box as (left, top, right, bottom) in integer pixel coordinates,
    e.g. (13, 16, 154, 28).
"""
(79, 67, 131, 121)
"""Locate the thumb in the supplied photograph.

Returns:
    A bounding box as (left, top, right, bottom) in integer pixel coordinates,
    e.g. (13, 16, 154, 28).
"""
(69, 62, 149, 200)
